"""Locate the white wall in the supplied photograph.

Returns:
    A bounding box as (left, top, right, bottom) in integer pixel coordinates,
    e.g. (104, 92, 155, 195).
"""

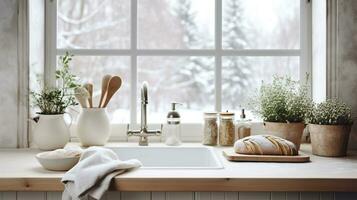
(335, 0, 357, 149)
(0, 0, 18, 148)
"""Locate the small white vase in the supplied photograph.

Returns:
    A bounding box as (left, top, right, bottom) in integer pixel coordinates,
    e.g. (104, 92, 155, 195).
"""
(77, 108, 111, 146)
(33, 114, 71, 150)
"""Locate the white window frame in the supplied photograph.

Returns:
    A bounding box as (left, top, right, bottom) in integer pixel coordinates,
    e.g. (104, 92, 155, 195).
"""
(45, 0, 312, 128)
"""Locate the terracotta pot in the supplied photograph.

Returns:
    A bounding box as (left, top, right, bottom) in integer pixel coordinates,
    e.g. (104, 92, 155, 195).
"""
(264, 122, 305, 150)
(309, 124, 351, 157)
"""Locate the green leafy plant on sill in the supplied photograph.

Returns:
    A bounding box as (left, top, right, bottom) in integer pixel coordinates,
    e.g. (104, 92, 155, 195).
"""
(31, 52, 80, 115)
(306, 99, 353, 125)
(250, 75, 313, 123)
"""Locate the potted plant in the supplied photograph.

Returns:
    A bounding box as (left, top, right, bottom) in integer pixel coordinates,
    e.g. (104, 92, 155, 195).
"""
(31, 52, 79, 150)
(251, 76, 313, 150)
(307, 99, 353, 157)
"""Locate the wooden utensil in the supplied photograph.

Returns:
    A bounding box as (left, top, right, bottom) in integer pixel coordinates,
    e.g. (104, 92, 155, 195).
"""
(74, 87, 90, 108)
(83, 83, 93, 108)
(222, 149, 310, 163)
(101, 76, 122, 108)
(99, 75, 112, 108)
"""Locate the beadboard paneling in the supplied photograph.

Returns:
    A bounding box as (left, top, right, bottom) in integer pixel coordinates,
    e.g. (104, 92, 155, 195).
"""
(286, 192, 299, 200)
(300, 192, 320, 200)
(105, 191, 121, 200)
(225, 192, 238, 200)
(46, 192, 61, 200)
(335, 192, 357, 200)
(151, 192, 165, 200)
(271, 192, 286, 200)
(165, 192, 193, 200)
(195, 192, 211, 200)
(239, 192, 271, 200)
(120, 192, 150, 200)
(320, 192, 334, 200)
(1, 192, 357, 200)
(16, 192, 46, 200)
(211, 192, 225, 200)
(0, 192, 16, 200)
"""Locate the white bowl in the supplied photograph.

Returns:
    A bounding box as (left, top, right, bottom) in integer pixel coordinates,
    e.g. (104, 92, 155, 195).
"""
(36, 152, 80, 171)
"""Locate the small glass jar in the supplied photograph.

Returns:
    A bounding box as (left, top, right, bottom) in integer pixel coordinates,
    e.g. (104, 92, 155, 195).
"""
(219, 111, 235, 146)
(203, 112, 218, 145)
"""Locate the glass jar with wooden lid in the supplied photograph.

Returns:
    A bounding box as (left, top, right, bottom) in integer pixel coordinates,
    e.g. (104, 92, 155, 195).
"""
(219, 111, 235, 146)
(203, 112, 218, 145)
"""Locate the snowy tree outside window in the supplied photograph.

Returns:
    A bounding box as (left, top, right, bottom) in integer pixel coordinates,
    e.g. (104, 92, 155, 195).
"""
(54, 0, 304, 124)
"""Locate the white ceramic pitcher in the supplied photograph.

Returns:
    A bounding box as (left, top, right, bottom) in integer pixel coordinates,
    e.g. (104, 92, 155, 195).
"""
(77, 108, 111, 146)
(33, 114, 72, 150)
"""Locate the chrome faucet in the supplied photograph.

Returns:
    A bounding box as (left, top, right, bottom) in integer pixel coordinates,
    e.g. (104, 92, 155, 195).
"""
(127, 82, 162, 146)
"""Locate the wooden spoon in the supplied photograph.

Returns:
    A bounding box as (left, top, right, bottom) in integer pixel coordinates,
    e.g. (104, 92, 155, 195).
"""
(83, 83, 93, 108)
(99, 75, 112, 108)
(74, 87, 90, 108)
(101, 76, 122, 108)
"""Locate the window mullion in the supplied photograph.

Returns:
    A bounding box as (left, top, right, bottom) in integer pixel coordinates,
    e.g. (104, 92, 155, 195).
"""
(45, 0, 57, 88)
(130, 0, 138, 125)
(215, 0, 222, 112)
(55, 49, 301, 57)
(300, 0, 312, 87)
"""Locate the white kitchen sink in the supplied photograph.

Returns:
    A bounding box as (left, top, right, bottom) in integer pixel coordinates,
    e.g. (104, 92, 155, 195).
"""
(108, 146, 223, 169)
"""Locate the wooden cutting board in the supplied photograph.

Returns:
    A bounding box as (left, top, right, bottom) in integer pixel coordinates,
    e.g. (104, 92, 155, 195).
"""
(223, 149, 310, 163)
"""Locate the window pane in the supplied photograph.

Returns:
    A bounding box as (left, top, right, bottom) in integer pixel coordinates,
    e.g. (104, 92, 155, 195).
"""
(138, 0, 215, 49)
(57, 0, 130, 49)
(58, 56, 130, 123)
(138, 56, 215, 123)
(222, 0, 300, 49)
(222, 56, 300, 116)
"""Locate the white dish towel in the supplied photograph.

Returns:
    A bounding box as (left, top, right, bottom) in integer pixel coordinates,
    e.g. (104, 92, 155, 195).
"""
(61, 146, 142, 200)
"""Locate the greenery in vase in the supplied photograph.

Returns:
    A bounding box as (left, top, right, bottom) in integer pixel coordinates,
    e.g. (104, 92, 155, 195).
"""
(31, 52, 80, 114)
(251, 75, 313, 123)
(307, 99, 353, 125)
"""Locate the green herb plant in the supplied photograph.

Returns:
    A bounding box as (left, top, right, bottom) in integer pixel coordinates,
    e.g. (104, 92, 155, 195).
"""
(251, 75, 313, 123)
(31, 52, 80, 114)
(307, 99, 353, 125)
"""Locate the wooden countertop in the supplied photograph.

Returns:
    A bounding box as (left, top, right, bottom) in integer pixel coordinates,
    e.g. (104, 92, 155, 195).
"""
(0, 143, 357, 192)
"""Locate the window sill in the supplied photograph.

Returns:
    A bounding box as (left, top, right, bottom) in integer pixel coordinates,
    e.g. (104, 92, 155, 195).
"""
(66, 122, 266, 143)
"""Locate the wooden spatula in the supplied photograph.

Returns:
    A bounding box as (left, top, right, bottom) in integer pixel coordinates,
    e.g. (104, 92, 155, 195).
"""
(101, 76, 122, 108)
(99, 74, 112, 108)
(74, 87, 90, 108)
(83, 83, 93, 108)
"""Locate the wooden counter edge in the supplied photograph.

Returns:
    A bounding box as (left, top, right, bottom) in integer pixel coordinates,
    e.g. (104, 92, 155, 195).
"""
(112, 178, 357, 192)
(0, 178, 64, 191)
(1, 178, 357, 192)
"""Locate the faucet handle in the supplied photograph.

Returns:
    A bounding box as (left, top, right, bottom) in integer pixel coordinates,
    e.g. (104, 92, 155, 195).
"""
(126, 124, 141, 136)
(146, 124, 163, 136)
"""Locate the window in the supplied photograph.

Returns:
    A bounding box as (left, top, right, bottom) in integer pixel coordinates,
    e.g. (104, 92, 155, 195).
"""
(47, 0, 311, 124)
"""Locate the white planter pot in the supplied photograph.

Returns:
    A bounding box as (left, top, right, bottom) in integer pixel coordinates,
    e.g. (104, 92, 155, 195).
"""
(77, 108, 111, 146)
(33, 114, 71, 150)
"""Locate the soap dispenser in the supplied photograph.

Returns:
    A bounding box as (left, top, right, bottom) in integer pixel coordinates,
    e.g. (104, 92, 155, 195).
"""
(165, 102, 182, 146)
(236, 109, 251, 140)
